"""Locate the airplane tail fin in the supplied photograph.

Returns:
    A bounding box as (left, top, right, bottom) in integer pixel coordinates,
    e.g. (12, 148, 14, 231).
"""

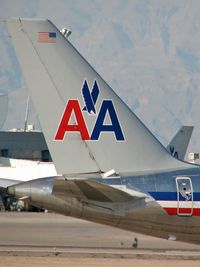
(6, 18, 188, 175)
(167, 126, 193, 161)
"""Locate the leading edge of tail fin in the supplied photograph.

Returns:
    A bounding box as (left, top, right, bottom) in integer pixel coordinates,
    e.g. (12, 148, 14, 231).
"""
(6, 18, 188, 175)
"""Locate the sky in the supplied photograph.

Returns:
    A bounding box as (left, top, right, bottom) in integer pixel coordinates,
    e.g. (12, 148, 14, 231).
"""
(0, 0, 200, 160)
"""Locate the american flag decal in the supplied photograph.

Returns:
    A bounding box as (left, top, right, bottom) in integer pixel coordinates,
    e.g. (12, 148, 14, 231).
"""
(38, 32, 56, 43)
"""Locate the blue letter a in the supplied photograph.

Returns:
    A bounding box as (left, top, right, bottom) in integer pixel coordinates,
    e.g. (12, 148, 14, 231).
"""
(91, 100, 124, 141)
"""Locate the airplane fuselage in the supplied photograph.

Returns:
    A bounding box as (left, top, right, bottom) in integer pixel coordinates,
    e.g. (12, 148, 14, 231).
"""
(8, 166, 200, 244)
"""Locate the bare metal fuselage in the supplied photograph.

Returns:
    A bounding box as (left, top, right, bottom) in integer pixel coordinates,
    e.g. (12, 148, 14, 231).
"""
(7, 166, 200, 244)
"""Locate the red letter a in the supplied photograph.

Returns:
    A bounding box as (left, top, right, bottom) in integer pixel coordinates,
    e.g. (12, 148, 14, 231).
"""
(55, 100, 90, 140)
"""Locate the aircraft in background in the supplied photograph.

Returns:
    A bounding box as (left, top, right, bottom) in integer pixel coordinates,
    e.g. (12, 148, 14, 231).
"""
(0, 157, 57, 187)
(167, 126, 193, 161)
(4, 18, 200, 244)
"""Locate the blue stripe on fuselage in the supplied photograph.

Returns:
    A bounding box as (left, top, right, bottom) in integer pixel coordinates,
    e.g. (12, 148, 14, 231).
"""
(149, 192, 200, 201)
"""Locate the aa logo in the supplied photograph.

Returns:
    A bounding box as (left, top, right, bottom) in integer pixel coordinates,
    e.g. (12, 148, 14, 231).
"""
(55, 80, 125, 141)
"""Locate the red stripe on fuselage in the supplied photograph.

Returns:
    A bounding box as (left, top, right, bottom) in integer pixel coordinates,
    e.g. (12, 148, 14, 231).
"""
(164, 207, 200, 216)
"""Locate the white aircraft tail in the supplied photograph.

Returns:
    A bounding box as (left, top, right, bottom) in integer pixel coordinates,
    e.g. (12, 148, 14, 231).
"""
(167, 126, 193, 161)
(6, 18, 189, 175)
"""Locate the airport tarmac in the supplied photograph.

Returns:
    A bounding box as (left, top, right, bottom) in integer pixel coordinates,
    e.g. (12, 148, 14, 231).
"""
(0, 212, 200, 266)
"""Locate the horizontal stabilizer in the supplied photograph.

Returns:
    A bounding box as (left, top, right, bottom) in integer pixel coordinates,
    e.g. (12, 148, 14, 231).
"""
(53, 178, 141, 203)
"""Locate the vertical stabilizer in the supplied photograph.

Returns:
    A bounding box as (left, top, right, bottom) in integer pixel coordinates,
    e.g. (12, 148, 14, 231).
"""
(167, 126, 193, 161)
(6, 18, 189, 174)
